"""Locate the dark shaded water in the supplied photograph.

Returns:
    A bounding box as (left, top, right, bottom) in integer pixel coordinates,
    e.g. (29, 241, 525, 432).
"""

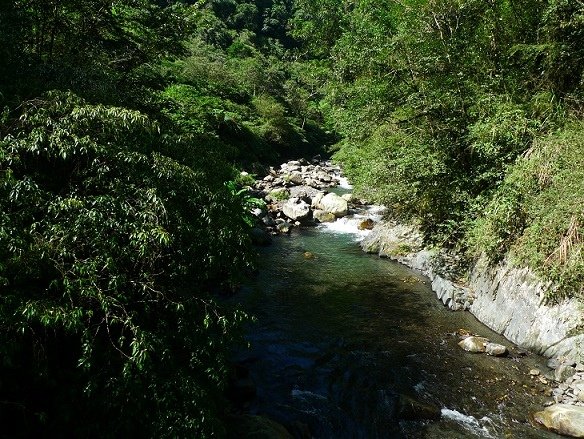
(232, 221, 560, 438)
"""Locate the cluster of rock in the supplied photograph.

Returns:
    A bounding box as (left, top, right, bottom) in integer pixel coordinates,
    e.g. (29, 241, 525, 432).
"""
(249, 159, 360, 243)
(540, 358, 584, 406)
(457, 335, 508, 357)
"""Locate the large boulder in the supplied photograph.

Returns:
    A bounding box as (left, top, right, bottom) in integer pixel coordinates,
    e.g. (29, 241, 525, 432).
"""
(311, 192, 325, 209)
(533, 404, 584, 438)
(283, 198, 311, 221)
(316, 193, 348, 217)
(285, 172, 304, 185)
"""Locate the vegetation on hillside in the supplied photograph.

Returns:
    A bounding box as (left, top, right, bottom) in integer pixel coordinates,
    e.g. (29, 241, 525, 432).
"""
(294, 0, 584, 300)
(1, 0, 583, 436)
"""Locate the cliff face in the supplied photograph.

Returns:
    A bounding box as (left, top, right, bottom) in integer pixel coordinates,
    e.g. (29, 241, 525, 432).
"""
(361, 221, 584, 362)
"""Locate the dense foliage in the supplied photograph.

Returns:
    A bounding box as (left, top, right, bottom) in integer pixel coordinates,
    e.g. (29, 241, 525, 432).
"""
(0, 0, 330, 436)
(293, 0, 584, 300)
(2, 0, 584, 436)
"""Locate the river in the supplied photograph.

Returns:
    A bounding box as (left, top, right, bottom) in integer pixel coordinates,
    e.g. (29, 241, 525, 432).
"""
(230, 204, 561, 438)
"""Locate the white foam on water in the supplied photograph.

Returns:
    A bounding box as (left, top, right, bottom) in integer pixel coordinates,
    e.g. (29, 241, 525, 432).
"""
(441, 409, 496, 438)
(318, 205, 385, 241)
(336, 176, 353, 189)
(319, 217, 370, 240)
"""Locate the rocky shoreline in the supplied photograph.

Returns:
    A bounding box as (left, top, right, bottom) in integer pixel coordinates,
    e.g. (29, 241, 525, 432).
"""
(248, 159, 584, 438)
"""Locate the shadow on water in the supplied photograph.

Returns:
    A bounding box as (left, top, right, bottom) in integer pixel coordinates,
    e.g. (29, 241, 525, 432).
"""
(230, 228, 561, 438)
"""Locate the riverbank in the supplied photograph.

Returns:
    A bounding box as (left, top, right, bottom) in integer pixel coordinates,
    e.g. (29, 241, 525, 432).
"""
(361, 221, 584, 437)
(248, 159, 584, 437)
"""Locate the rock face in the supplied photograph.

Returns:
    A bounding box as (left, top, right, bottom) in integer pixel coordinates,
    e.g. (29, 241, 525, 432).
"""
(361, 220, 584, 361)
(468, 257, 584, 360)
(533, 404, 584, 438)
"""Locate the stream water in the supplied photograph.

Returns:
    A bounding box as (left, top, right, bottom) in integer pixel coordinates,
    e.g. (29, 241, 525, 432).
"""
(232, 204, 561, 438)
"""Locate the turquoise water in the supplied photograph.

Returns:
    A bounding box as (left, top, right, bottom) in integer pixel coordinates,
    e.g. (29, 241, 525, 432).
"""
(233, 224, 560, 438)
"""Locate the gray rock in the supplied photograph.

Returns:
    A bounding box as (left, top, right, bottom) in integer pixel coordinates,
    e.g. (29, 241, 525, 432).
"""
(311, 192, 325, 209)
(534, 404, 584, 438)
(282, 198, 311, 222)
(485, 342, 508, 357)
(341, 193, 354, 203)
(360, 222, 423, 257)
(316, 193, 348, 217)
(285, 172, 304, 185)
(573, 380, 584, 393)
(468, 257, 584, 360)
(557, 365, 577, 383)
(289, 185, 323, 202)
(458, 336, 489, 353)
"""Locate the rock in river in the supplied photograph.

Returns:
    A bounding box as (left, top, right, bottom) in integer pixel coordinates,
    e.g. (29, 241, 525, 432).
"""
(283, 198, 311, 222)
(358, 219, 375, 230)
(485, 342, 508, 357)
(315, 193, 348, 217)
(313, 209, 336, 223)
(458, 336, 489, 353)
(533, 404, 584, 438)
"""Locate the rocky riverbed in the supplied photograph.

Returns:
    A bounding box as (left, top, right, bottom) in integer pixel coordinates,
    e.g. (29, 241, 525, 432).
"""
(245, 159, 584, 438)
(248, 158, 371, 244)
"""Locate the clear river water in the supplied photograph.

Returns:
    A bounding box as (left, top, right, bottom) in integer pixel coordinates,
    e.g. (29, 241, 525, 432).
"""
(231, 206, 562, 438)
